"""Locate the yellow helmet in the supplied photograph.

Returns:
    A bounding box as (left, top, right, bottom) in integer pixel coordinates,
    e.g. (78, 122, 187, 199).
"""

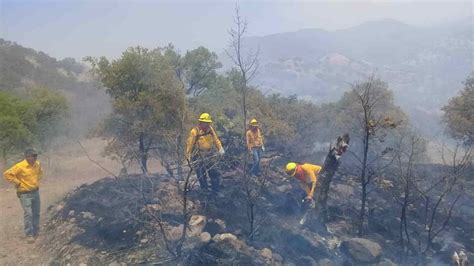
(285, 162, 297, 177)
(250, 118, 258, 126)
(198, 113, 213, 123)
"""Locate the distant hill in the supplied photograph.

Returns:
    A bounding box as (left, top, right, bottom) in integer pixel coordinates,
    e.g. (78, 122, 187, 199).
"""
(237, 18, 473, 135)
(0, 39, 110, 135)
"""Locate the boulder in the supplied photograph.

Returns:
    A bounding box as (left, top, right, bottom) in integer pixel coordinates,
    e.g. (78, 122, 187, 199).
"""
(188, 215, 207, 237)
(326, 221, 352, 235)
(81, 211, 95, 220)
(327, 236, 342, 250)
(168, 224, 184, 241)
(187, 233, 269, 265)
(260, 248, 273, 260)
(341, 238, 382, 263)
(212, 233, 238, 242)
(199, 232, 211, 243)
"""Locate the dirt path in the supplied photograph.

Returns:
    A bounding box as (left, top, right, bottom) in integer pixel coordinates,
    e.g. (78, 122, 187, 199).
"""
(0, 139, 122, 265)
(0, 176, 105, 265)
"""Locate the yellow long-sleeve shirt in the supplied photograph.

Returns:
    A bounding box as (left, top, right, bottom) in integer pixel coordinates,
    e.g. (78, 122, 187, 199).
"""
(294, 163, 321, 198)
(3, 159, 43, 193)
(185, 125, 223, 160)
(246, 128, 264, 151)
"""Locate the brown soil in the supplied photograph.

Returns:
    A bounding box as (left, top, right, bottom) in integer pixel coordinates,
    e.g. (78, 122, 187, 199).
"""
(0, 139, 134, 265)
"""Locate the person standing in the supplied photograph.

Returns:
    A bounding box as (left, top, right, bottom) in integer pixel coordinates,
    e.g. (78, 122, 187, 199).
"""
(3, 148, 43, 243)
(246, 118, 265, 176)
(185, 113, 225, 195)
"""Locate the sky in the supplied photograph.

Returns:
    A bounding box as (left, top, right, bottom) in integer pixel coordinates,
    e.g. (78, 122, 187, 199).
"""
(0, 0, 472, 60)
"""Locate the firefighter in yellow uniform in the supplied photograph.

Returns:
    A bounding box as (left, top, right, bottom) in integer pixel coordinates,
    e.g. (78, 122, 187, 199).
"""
(285, 162, 322, 208)
(186, 113, 225, 195)
(246, 118, 265, 176)
(3, 148, 43, 243)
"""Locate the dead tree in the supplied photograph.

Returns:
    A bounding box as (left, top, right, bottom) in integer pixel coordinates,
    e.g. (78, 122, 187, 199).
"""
(420, 143, 471, 253)
(390, 132, 426, 255)
(226, 5, 262, 237)
(343, 76, 401, 236)
(317, 134, 350, 222)
(391, 136, 471, 258)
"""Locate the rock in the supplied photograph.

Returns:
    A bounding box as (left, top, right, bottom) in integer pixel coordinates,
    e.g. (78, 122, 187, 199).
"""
(55, 204, 64, 212)
(318, 258, 333, 266)
(189, 233, 267, 265)
(220, 233, 238, 241)
(145, 204, 161, 211)
(260, 248, 273, 260)
(327, 236, 341, 250)
(199, 232, 211, 243)
(68, 210, 75, 217)
(326, 221, 352, 235)
(188, 215, 207, 237)
(212, 233, 238, 242)
(108, 262, 121, 266)
(377, 258, 397, 266)
(140, 238, 149, 244)
(276, 184, 292, 193)
(215, 219, 226, 230)
(273, 253, 284, 263)
(81, 211, 95, 220)
(169, 225, 184, 241)
(341, 238, 382, 263)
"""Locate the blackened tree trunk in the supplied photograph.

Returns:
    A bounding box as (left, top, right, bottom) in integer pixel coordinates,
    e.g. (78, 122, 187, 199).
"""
(317, 148, 339, 222)
(139, 133, 148, 174)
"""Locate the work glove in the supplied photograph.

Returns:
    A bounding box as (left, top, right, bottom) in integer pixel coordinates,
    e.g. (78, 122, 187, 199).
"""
(218, 148, 225, 156)
(261, 145, 265, 152)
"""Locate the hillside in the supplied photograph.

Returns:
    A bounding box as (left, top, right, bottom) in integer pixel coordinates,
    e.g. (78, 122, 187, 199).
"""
(0, 39, 110, 134)
(239, 18, 473, 134)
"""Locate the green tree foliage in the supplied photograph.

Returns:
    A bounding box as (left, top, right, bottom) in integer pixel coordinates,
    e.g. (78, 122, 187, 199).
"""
(26, 88, 69, 150)
(180, 46, 222, 96)
(86, 46, 186, 173)
(442, 73, 474, 146)
(0, 93, 31, 162)
(0, 39, 109, 135)
(191, 70, 329, 160)
(0, 88, 68, 164)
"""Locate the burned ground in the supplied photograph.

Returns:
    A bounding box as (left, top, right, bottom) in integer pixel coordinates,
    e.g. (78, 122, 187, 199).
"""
(40, 162, 473, 265)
